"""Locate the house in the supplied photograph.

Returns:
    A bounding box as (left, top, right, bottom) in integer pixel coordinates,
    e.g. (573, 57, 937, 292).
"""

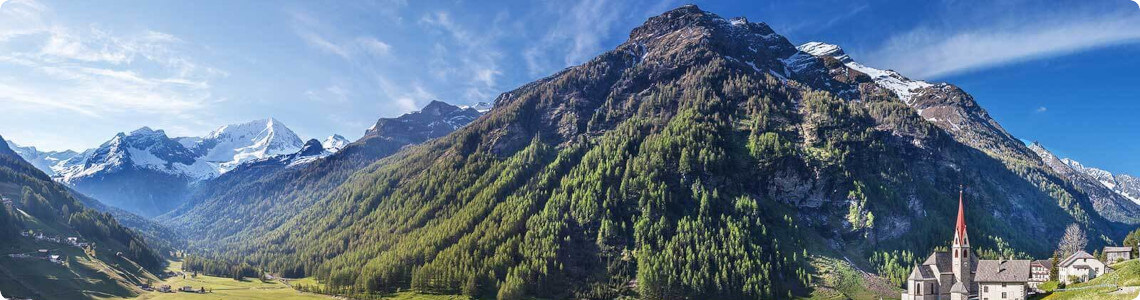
(1028, 260, 1052, 290)
(180, 286, 195, 292)
(49, 255, 61, 264)
(158, 285, 171, 292)
(975, 259, 1030, 300)
(1058, 251, 1106, 284)
(66, 237, 78, 244)
(1104, 246, 1133, 263)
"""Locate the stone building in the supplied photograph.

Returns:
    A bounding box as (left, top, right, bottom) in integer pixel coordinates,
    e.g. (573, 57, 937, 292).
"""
(901, 188, 1033, 300)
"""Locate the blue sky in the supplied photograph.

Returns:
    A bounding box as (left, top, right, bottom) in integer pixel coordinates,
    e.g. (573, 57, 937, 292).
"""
(0, 0, 1138, 175)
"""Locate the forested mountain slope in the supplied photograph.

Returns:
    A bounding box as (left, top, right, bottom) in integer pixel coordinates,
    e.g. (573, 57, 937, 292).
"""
(180, 5, 1130, 299)
(0, 134, 164, 299)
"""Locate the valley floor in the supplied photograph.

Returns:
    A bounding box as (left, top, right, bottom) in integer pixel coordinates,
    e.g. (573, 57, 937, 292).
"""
(127, 260, 331, 300)
(124, 260, 469, 300)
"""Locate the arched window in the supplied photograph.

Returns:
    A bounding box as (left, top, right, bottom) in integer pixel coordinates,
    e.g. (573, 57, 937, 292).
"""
(954, 249, 959, 258)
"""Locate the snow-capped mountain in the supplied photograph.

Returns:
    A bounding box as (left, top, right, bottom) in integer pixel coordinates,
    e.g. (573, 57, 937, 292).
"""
(459, 101, 493, 113)
(1029, 142, 1140, 223)
(3, 139, 78, 176)
(51, 127, 216, 216)
(243, 138, 332, 169)
(1062, 158, 1140, 204)
(184, 118, 305, 173)
(321, 134, 350, 153)
(56, 127, 217, 182)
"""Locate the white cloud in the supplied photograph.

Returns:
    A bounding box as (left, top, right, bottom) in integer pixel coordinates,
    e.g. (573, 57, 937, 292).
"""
(1035, 106, 1048, 113)
(0, 0, 223, 145)
(865, 10, 1140, 79)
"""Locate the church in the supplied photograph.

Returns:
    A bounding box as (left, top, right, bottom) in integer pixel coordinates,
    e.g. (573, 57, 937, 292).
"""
(901, 189, 1031, 300)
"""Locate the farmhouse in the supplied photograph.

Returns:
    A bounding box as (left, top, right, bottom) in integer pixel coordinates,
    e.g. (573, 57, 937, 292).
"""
(1104, 246, 1132, 263)
(1057, 251, 1105, 284)
(1028, 260, 1052, 290)
(975, 259, 1030, 300)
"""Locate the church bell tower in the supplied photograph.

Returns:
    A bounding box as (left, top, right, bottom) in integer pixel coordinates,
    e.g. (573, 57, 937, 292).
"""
(951, 186, 972, 291)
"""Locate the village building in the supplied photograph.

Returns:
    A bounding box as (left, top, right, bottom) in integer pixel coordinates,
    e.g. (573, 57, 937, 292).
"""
(901, 189, 1034, 300)
(1103, 246, 1133, 263)
(1028, 260, 1052, 290)
(1057, 251, 1106, 284)
(975, 259, 1030, 300)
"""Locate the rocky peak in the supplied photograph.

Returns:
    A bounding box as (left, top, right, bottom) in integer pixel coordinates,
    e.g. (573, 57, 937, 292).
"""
(365, 100, 482, 141)
(297, 139, 326, 157)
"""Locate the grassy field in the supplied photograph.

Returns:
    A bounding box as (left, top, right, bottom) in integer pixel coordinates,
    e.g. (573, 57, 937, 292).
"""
(1036, 259, 1140, 300)
(801, 255, 900, 300)
(0, 236, 154, 300)
(128, 260, 331, 300)
(128, 260, 469, 300)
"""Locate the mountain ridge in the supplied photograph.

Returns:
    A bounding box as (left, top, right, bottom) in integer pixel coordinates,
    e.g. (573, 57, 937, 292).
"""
(168, 5, 1130, 299)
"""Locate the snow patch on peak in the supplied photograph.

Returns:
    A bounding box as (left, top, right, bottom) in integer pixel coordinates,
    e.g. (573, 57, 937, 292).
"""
(459, 102, 493, 113)
(797, 41, 932, 104)
(730, 17, 748, 26)
(798, 42, 844, 58)
(322, 134, 350, 153)
(199, 118, 304, 174)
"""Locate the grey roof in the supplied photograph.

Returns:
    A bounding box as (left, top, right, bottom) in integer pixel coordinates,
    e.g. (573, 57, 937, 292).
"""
(1031, 259, 1053, 270)
(920, 250, 977, 274)
(1104, 246, 1133, 253)
(909, 264, 936, 280)
(949, 281, 968, 294)
(923, 252, 952, 273)
(1060, 251, 1095, 266)
(974, 259, 1031, 283)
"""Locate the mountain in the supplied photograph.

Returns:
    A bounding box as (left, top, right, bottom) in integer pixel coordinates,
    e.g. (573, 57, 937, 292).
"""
(460, 101, 494, 113)
(22, 119, 310, 217)
(2, 140, 78, 176)
(171, 5, 1131, 299)
(0, 134, 165, 300)
(161, 100, 485, 242)
(322, 134, 351, 152)
(1062, 158, 1140, 204)
(184, 118, 305, 173)
(1028, 143, 1140, 224)
(53, 127, 215, 216)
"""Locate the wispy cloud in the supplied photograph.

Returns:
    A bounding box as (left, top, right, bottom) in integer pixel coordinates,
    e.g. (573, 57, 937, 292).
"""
(522, 0, 677, 77)
(419, 11, 503, 101)
(290, 10, 391, 61)
(0, 0, 223, 120)
(1035, 106, 1048, 113)
(866, 8, 1140, 79)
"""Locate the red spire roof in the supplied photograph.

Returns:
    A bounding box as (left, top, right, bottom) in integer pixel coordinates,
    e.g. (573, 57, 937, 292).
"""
(954, 186, 968, 245)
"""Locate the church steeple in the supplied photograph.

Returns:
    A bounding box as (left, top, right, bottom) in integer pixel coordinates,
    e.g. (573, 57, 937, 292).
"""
(953, 186, 968, 246)
(950, 185, 972, 294)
